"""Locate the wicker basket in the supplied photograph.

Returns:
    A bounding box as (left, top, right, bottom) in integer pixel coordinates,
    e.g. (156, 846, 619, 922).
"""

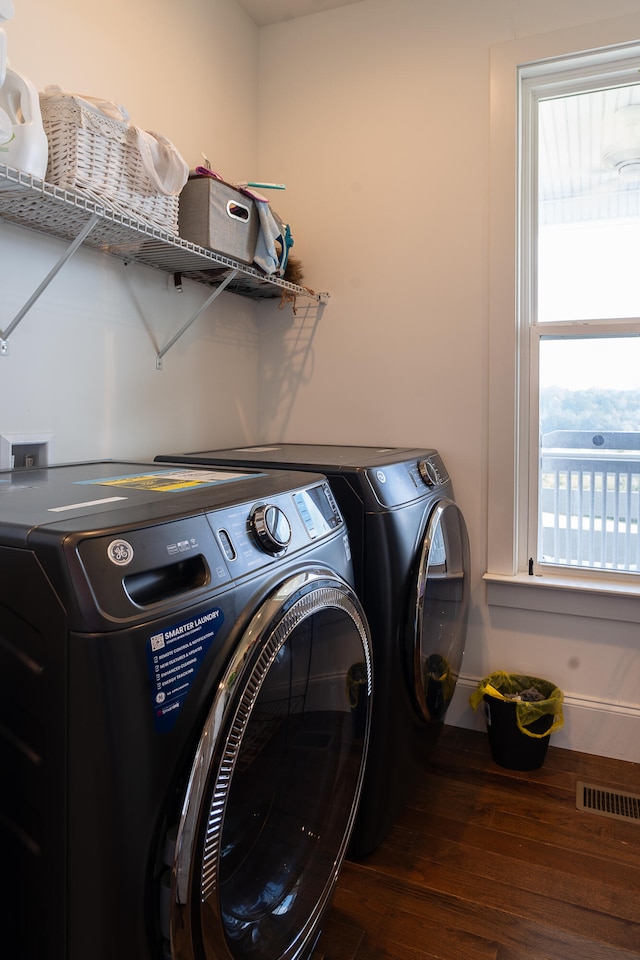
(39, 91, 184, 233)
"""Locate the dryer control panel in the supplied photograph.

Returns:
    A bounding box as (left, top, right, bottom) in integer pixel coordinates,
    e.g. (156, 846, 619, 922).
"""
(365, 453, 451, 508)
(417, 455, 449, 487)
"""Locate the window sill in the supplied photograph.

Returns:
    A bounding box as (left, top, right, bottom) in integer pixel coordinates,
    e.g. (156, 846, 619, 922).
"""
(484, 571, 640, 623)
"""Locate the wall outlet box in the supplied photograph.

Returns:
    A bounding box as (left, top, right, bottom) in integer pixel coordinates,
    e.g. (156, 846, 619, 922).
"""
(0, 433, 54, 469)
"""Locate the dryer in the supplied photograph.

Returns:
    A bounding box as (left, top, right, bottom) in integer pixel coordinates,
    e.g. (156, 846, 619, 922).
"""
(154, 444, 470, 858)
(0, 460, 372, 960)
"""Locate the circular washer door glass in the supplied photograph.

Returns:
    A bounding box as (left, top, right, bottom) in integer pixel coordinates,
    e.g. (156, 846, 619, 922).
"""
(410, 499, 470, 723)
(172, 574, 372, 960)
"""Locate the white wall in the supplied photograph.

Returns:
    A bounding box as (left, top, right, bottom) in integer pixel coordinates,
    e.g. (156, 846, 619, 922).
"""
(1, 0, 263, 462)
(255, 0, 640, 761)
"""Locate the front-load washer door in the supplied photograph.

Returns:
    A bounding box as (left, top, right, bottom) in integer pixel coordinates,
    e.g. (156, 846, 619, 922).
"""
(170, 569, 372, 960)
(409, 499, 470, 723)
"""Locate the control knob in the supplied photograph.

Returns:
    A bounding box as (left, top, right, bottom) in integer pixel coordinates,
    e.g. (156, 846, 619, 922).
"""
(418, 459, 440, 487)
(250, 503, 292, 555)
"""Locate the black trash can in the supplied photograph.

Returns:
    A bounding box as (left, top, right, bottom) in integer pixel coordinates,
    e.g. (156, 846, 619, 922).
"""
(470, 672, 564, 771)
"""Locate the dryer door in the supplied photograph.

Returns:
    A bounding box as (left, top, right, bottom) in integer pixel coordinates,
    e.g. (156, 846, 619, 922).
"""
(170, 570, 372, 960)
(409, 498, 470, 723)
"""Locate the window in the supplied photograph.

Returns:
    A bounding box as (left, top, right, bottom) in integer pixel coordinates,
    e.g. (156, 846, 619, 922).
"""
(519, 50, 640, 581)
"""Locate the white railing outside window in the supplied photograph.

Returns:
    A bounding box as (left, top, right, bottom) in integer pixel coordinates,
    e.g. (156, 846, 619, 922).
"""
(540, 431, 640, 572)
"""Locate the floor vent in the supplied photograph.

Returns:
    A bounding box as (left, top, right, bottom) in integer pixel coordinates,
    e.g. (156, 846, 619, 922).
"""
(576, 781, 640, 823)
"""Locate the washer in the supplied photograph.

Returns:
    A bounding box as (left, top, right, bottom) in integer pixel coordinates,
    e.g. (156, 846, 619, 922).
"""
(0, 460, 372, 960)
(154, 444, 471, 858)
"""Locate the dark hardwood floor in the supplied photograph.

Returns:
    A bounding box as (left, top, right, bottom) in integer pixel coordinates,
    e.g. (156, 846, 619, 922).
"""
(316, 725, 640, 960)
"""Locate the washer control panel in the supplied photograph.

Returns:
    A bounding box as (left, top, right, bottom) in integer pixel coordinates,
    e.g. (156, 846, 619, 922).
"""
(215, 480, 344, 570)
(293, 482, 342, 538)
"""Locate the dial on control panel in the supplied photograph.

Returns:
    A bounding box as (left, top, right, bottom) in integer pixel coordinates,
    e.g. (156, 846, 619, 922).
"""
(250, 503, 292, 555)
(418, 459, 440, 487)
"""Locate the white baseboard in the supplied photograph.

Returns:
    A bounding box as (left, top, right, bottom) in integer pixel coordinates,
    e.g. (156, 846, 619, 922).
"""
(447, 675, 640, 764)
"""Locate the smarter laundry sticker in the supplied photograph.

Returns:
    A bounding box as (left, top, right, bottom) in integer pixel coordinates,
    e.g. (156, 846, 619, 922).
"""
(147, 607, 224, 731)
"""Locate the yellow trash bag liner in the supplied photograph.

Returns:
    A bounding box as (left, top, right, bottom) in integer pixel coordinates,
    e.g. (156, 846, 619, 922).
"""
(469, 670, 564, 739)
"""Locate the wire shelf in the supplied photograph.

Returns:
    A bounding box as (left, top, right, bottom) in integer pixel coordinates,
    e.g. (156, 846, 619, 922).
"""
(0, 164, 328, 303)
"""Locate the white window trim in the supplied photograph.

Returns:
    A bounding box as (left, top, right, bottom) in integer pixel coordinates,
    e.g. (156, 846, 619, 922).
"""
(486, 13, 640, 621)
(522, 60, 640, 581)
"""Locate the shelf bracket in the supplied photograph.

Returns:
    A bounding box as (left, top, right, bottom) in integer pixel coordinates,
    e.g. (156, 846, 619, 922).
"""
(0, 212, 101, 353)
(156, 269, 239, 369)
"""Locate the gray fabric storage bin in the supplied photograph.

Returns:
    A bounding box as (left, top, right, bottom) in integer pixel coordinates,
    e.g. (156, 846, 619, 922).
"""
(178, 176, 259, 264)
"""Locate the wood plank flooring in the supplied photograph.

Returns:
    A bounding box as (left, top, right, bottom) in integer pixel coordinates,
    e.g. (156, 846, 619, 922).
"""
(315, 725, 640, 960)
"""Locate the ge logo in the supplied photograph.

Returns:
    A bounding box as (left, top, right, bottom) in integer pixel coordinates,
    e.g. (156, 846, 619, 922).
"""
(376, 470, 386, 483)
(107, 539, 134, 566)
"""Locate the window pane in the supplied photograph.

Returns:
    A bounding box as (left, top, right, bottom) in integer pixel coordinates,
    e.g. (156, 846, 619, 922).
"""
(538, 337, 640, 571)
(538, 85, 640, 322)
